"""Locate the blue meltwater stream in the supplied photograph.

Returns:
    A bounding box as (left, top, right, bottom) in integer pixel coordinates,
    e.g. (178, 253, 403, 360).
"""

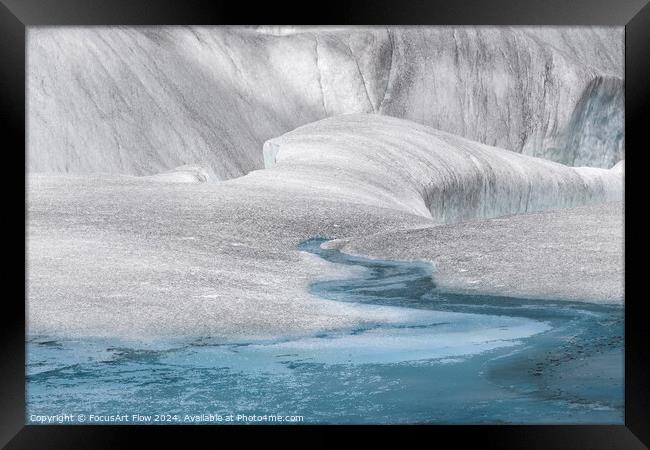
(26, 238, 623, 424)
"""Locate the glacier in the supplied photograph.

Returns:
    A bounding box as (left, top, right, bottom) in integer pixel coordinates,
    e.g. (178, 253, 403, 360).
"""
(27, 113, 623, 338)
(28, 26, 623, 180)
(326, 201, 623, 303)
(25, 26, 626, 425)
(26, 26, 624, 339)
(259, 114, 622, 222)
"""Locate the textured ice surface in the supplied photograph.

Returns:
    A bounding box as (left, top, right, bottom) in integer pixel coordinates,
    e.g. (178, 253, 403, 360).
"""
(25, 26, 625, 423)
(27, 167, 622, 339)
(329, 201, 623, 303)
(549, 77, 624, 167)
(261, 114, 622, 221)
(26, 27, 624, 339)
(27, 114, 624, 337)
(142, 165, 214, 183)
(27, 173, 431, 338)
(28, 26, 623, 178)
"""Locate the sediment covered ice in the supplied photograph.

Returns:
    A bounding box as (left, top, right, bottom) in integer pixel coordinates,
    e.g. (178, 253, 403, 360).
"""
(327, 201, 624, 303)
(27, 112, 624, 337)
(27, 173, 431, 338)
(28, 26, 623, 178)
(26, 26, 625, 339)
(259, 114, 622, 222)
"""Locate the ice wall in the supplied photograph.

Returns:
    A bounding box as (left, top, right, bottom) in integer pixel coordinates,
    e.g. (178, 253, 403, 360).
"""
(259, 114, 623, 223)
(28, 26, 623, 178)
(548, 76, 624, 167)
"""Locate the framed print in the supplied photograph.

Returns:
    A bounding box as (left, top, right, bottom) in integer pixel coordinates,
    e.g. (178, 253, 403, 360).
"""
(2, 0, 649, 447)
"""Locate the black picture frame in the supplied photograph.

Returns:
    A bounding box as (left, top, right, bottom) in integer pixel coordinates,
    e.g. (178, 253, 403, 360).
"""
(2, 0, 648, 447)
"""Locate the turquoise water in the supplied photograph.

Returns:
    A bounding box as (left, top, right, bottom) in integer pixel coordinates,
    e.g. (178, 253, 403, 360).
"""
(26, 238, 623, 424)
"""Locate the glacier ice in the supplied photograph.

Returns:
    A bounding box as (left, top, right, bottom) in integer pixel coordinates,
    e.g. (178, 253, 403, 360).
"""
(333, 201, 623, 303)
(27, 168, 623, 339)
(142, 165, 214, 183)
(547, 76, 624, 168)
(25, 27, 626, 339)
(27, 110, 625, 337)
(257, 114, 622, 223)
(28, 26, 623, 179)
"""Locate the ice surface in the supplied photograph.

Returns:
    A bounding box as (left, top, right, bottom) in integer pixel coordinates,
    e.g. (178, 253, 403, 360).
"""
(142, 165, 214, 183)
(26, 27, 624, 339)
(260, 114, 622, 222)
(219, 312, 551, 366)
(333, 201, 623, 303)
(27, 115, 624, 338)
(25, 27, 625, 424)
(26, 173, 431, 338)
(28, 26, 623, 179)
